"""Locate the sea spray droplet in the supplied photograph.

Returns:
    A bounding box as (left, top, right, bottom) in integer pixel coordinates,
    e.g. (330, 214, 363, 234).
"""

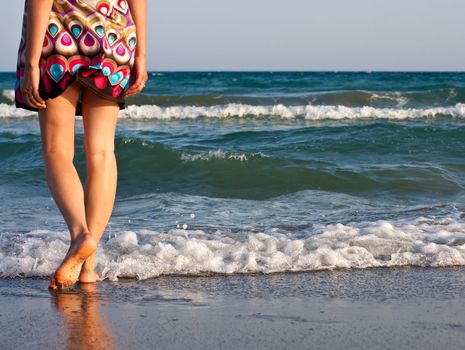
(190, 213, 195, 219)
(182, 224, 188, 229)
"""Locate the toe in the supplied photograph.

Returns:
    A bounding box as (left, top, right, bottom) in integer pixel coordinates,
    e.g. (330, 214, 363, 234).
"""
(49, 274, 57, 290)
(57, 281, 68, 290)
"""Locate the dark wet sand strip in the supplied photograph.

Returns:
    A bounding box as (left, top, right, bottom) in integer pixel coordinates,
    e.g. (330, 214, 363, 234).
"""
(1, 267, 465, 350)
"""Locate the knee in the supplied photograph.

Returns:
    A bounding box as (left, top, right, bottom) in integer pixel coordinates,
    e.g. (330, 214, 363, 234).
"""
(42, 147, 74, 164)
(85, 147, 115, 166)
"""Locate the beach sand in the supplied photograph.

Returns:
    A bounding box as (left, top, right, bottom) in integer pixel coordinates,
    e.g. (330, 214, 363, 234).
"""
(1, 267, 465, 350)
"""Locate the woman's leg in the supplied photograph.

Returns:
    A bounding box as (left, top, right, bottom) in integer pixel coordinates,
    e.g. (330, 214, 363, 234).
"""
(39, 80, 97, 289)
(78, 86, 120, 283)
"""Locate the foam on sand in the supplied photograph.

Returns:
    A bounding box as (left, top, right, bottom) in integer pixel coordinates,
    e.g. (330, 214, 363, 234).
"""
(2, 215, 465, 280)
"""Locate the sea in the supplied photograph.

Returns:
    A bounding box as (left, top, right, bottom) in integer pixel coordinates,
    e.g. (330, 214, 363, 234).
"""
(0, 71, 465, 281)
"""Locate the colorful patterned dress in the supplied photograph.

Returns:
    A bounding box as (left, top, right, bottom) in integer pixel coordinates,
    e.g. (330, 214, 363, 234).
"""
(15, 0, 137, 115)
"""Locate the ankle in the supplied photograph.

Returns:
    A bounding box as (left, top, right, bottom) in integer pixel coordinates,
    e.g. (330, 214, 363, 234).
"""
(82, 256, 96, 272)
(80, 230, 94, 239)
(80, 266, 95, 273)
(70, 227, 92, 240)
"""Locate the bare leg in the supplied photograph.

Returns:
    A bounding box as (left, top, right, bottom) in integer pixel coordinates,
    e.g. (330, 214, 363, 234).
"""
(78, 86, 119, 283)
(39, 80, 97, 289)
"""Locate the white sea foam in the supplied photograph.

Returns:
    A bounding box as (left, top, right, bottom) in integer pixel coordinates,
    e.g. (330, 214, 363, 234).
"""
(369, 91, 409, 107)
(0, 103, 36, 118)
(180, 149, 268, 162)
(2, 216, 465, 280)
(446, 89, 458, 103)
(2, 89, 15, 102)
(117, 103, 465, 120)
(2, 101, 465, 120)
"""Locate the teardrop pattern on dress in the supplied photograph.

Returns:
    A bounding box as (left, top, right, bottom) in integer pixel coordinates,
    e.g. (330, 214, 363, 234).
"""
(15, 0, 137, 115)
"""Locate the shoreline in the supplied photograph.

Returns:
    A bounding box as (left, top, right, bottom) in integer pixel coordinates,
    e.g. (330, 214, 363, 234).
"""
(1, 266, 465, 349)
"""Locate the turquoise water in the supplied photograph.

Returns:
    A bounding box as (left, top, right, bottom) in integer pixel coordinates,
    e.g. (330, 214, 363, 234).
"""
(1, 72, 465, 279)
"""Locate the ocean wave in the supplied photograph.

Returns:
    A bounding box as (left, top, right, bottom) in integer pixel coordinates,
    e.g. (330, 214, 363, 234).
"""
(0, 103, 36, 118)
(2, 89, 14, 102)
(2, 216, 465, 280)
(3, 86, 465, 108)
(369, 92, 409, 107)
(180, 149, 268, 162)
(118, 103, 465, 120)
(2, 99, 465, 121)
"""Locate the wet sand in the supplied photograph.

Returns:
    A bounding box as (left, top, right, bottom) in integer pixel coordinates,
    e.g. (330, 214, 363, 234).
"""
(1, 267, 465, 350)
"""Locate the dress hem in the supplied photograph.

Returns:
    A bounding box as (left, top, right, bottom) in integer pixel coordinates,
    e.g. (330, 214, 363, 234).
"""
(15, 73, 128, 117)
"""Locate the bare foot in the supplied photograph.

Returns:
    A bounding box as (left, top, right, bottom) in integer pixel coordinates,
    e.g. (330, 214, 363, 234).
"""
(49, 232, 97, 290)
(79, 251, 100, 283)
(79, 269, 101, 284)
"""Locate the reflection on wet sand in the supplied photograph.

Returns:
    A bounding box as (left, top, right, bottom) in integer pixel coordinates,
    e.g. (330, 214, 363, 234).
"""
(49, 284, 116, 350)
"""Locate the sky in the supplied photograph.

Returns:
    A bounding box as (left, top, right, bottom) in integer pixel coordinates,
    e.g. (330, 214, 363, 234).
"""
(1, 0, 464, 71)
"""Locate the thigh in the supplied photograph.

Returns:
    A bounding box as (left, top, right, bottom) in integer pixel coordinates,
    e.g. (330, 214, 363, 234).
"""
(81, 88, 119, 155)
(38, 80, 81, 155)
